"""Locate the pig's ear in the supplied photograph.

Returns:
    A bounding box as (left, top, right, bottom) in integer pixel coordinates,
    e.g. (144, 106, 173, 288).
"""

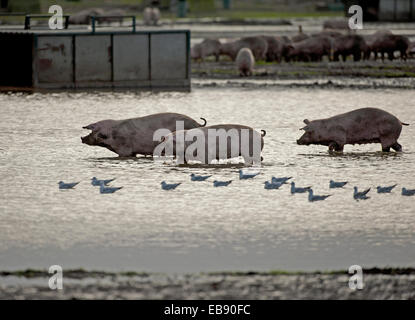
(303, 119, 310, 125)
(83, 123, 96, 130)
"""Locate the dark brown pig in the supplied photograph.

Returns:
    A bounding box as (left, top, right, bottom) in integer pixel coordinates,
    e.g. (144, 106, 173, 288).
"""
(297, 108, 409, 152)
(156, 125, 266, 165)
(220, 36, 268, 61)
(191, 39, 221, 62)
(261, 36, 283, 62)
(81, 113, 207, 157)
(275, 36, 292, 62)
(332, 34, 367, 61)
(286, 35, 333, 62)
(363, 30, 392, 60)
(371, 33, 410, 61)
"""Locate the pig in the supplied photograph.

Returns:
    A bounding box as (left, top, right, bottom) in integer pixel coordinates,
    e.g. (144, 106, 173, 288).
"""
(157, 125, 266, 165)
(220, 36, 268, 61)
(275, 36, 293, 62)
(191, 39, 221, 62)
(68, 8, 105, 25)
(261, 36, 284, 62)
(143, 7, 160, 26)
(236, 48, 255, 76)
(297, 108, 409, 152)
(371, 33, 410, 61)
(97, 9, 126, 25)
(332, 34, 367, 62)
(81, 113, 207, 157)
(286, 35, 333, 62)
(362, 30, 392, 60)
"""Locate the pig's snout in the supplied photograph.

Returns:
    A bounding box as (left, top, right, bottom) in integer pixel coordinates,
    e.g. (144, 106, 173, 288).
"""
(81, 134, 94, 145)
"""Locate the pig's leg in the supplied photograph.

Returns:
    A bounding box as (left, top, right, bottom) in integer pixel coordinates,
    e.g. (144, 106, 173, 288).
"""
(381, 142, 391, 152)
(391, 142, 402, 152)
(329, 142, 344, 152)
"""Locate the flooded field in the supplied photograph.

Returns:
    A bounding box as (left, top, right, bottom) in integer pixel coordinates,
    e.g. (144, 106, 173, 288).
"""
(0, 86, 414, 273)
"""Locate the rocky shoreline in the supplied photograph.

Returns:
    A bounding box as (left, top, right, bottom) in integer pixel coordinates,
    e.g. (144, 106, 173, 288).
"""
(1, 268, 415, 299)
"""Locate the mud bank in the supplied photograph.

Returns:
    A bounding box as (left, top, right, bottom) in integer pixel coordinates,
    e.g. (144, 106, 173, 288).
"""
(192, 60, 415, 79)
(1, 269, 415, 299)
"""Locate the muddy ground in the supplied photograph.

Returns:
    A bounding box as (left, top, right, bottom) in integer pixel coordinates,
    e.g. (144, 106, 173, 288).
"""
(192, 58, 415, 80)
(1, 269, 415, 299)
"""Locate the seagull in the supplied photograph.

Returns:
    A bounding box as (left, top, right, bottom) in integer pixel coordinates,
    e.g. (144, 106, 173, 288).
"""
(271, 176, 292, 184)
(239, 170, 259, 180)
(264, 181, 284, 190)
(291, 182, 311, 194)
(353, 187, 370, 200)
(308, 189, 331, 202)
(329, 180, 348, 188)
(161, 181, 181, 190)
(402, 188, 415, 196)
(91, 177, 116, 186)
(190, 173, 212, 181)
(213, 180, 232, 187)
(58, 181, 79, 189)
(376, 184, 397, 193)
(99, 182, 122, 194)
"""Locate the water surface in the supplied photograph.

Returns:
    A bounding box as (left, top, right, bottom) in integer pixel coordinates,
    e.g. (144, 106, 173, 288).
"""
(0, 87, 414, 272)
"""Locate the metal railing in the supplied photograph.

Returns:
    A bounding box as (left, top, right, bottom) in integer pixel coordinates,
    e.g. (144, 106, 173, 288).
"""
(24, 14, 70, 30)
(90, 15, 136, 33)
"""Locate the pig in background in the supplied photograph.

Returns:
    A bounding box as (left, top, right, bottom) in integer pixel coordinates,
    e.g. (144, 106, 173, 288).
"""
(297, 108, 409, 152)
(143, 7, 160, 26)
(220, 36, 268, 61)
(236, 48, 255, 76)
(81, 113, 206, 157)
(370, 32, 410, 61)
(68, 8, 105, 25)
(332, 34, 367, 62)
(286, 35, 333, 62)
(191, 39, 221, 62)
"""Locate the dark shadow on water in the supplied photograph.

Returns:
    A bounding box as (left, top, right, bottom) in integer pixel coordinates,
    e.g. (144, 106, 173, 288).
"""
(85, 156, 154, 162)
(299, 151, 405, 159)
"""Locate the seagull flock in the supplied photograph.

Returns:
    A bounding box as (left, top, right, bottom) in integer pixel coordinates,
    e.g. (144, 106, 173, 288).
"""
(58, 177, 122, 194)
(58, 170, 415, 200)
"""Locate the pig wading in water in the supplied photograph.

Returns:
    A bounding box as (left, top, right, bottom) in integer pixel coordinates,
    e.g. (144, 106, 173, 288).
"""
(297, 108, 409, 152)
(236, 48, 255, 76)
(81, 113, 207, 157)
(156, 125, 266, 165)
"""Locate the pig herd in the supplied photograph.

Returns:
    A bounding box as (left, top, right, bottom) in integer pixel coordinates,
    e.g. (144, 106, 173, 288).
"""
(82, 108, 409, 162)
(191, 26, 414, 76)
